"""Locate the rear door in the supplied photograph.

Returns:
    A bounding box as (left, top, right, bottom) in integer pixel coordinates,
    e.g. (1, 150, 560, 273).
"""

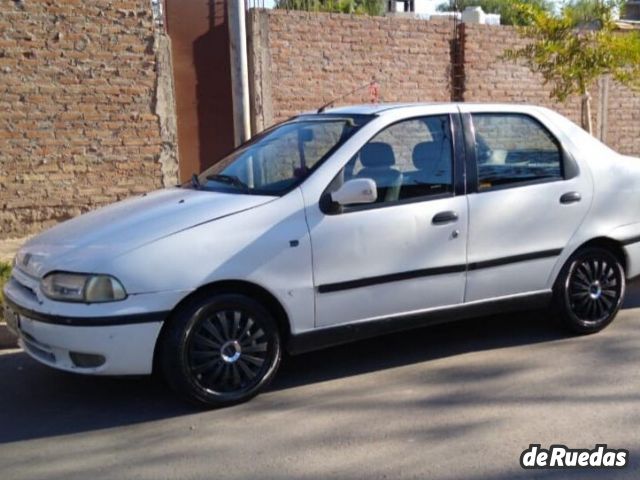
(459, 105, 592, 302)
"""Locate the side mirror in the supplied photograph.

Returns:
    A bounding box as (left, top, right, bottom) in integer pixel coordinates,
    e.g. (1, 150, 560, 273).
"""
(331, 178, 377, 206)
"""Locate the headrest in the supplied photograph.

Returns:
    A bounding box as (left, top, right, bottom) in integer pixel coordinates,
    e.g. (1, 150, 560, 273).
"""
(360, 142, 395, 168)
(413, 141, 446, 170)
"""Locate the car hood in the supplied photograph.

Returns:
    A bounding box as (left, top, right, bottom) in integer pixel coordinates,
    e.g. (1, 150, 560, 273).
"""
(17, 188, 275, 278)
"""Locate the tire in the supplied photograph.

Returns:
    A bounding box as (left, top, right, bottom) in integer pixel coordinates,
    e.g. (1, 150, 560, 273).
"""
(553, 246, 626, 334)
(161, 293, 282, 408)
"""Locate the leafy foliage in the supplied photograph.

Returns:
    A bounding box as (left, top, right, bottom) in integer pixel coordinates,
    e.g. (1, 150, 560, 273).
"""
(563, 0, 626, 26)
(436, 0, 555, 25)
(275, 0, 385, 15)
(0, 262, 11, 322)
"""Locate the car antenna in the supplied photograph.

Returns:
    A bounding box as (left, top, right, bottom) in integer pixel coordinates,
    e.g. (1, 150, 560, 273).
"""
(317, 80, 380, 113)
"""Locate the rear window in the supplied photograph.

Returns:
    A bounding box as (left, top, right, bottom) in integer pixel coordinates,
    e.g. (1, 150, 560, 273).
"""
(472, 113, 563, 191)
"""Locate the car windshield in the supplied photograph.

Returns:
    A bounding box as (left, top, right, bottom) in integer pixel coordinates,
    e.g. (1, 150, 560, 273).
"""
(194, 114, 374, 195)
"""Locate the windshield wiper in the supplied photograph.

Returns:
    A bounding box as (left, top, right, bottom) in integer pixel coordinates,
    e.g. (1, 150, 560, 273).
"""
(206, 174, 249, 192)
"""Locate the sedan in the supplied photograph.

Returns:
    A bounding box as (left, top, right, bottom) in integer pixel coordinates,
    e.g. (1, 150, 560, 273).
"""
(4, 103, 640, 407)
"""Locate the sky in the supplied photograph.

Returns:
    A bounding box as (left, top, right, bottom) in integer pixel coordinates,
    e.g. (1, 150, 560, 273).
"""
(411, 0, 443, 14)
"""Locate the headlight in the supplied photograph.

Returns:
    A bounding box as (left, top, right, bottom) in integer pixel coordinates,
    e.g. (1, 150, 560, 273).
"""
(41, 273, 127, 303)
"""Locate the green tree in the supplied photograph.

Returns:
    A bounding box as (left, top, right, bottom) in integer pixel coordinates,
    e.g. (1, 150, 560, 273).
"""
(436, 0, 555, 25)
(563, 0, 625, 25)
(503, 1, 640, 134)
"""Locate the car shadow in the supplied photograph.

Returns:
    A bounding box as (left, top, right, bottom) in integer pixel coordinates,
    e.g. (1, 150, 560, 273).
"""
(0, 280, 638, 444)
(273, 308, 566, 392)
(274, 278, 640, 391)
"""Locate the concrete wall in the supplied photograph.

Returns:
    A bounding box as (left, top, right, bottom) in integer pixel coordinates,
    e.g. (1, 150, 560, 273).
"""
(0, 0, 178, 239)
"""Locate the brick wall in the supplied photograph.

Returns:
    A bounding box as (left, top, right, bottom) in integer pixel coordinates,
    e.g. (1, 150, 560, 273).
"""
(0, 0, 178, 239)
(249, 10, 640, 158)
(3, 6, 639, 240)
(463, 24, 588, 125)
(463, 23, 640, 157)
(250, 10, 453, 126)
(604, 82, 640, 157)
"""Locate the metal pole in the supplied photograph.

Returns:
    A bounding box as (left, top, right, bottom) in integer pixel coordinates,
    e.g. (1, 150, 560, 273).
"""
(228, 0, 251, 146)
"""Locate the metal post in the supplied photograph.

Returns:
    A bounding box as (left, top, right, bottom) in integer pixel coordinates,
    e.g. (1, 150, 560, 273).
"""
(228, 0, 251, 146)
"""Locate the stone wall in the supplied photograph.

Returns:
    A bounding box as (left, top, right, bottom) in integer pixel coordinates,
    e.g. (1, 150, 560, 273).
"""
(0, 0, 178, 239)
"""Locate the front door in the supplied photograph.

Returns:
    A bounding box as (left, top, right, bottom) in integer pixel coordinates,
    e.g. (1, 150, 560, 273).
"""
(305, 114, 468, 328)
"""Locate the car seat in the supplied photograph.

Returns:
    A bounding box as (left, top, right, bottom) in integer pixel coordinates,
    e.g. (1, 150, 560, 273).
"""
(356, 142, 402, 202)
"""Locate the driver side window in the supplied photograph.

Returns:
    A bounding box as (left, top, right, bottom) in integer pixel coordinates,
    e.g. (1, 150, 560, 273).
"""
(339, 115, 454, 205)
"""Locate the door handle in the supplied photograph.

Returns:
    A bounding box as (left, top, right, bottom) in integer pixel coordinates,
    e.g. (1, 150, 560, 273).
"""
(560, 192, 581, 204)
(432, 211, 459, 225)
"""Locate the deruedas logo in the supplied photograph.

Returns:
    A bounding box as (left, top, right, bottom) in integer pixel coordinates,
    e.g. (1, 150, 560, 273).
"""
(520, 444, 628, 469)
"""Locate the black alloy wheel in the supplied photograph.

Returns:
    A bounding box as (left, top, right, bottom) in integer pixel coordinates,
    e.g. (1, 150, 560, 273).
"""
(162, 293, 282, 407)
(554, 247, 625, 334)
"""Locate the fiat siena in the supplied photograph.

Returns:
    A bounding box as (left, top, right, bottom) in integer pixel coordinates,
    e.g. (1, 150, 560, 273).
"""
(5, 103, 640, 407)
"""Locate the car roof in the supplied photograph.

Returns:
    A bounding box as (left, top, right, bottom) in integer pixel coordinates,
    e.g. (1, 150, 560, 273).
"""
(315, 102, 546, 116)
(320, 103, 436, 115)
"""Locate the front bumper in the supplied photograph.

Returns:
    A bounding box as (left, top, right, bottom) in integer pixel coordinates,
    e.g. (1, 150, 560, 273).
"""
(2, 268, 189, 375)
(4, 297, 166, 375)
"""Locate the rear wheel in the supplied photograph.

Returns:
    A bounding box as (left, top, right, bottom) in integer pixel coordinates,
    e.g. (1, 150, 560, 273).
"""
(161, 293, 282, 407)
(553, 247, 625, 334)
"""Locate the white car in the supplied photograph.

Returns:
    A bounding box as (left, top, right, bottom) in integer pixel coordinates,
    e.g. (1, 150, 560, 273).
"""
(4, 103, 640, 407)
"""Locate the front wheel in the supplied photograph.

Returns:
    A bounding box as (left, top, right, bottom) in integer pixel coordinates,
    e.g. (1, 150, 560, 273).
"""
(161, 293, 282, 408)
(553, 247, 626, 334)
